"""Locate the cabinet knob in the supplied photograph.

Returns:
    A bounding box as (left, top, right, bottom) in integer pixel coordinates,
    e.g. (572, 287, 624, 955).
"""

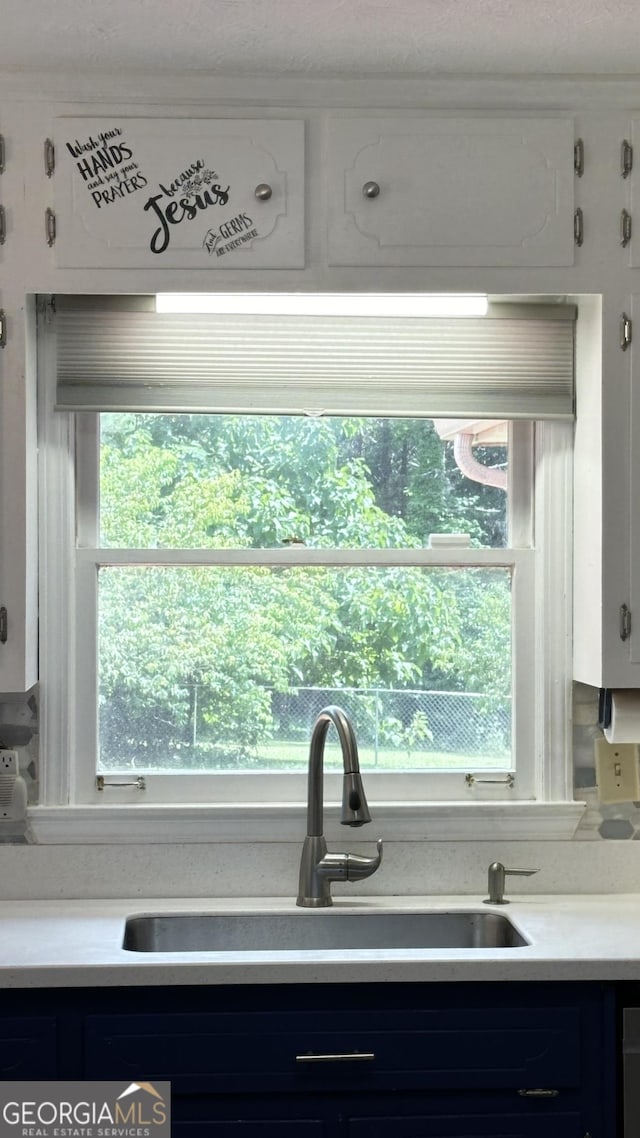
(254, 183, 273, 201)
(362, 181, 381, 199)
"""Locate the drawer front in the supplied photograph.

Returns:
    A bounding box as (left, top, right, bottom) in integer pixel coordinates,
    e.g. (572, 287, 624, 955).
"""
(85, 1004, 581, 1093)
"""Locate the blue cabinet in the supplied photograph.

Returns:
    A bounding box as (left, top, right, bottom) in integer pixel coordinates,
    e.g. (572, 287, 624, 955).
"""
(0, 1016, 59, 1079)
(0, 982, 616, 1137)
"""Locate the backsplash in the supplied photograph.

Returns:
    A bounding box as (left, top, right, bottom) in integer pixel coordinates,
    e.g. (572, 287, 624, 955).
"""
(572, 682, 640, 840)
(0, 691, 38, 843)
(0, 683, 633, 843)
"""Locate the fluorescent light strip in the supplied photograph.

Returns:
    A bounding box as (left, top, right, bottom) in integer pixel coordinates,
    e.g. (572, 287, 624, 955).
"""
(155, 293, 489, 317)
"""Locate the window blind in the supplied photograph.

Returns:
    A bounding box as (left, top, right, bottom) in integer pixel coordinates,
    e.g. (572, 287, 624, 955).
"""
(53, 295, 576, 419)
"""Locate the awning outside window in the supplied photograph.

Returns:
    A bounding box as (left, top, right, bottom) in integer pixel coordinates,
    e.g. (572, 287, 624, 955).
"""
(52, 295, 576, 420)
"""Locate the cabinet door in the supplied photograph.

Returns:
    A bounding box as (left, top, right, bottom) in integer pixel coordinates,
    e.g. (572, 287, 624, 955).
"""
(0, 1016, 59, 1078)
(328, 116, 575, 267)
(53, 117, 304, 268)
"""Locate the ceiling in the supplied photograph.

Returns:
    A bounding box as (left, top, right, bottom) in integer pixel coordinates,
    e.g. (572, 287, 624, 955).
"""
(2, 0, 640, 78)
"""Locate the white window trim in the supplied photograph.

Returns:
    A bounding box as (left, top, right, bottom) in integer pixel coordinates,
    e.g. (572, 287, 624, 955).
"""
(33, 319, 583, 844)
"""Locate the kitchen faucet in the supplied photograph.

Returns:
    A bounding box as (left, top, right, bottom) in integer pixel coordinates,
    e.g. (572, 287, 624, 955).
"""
(296, 705, 383, 907)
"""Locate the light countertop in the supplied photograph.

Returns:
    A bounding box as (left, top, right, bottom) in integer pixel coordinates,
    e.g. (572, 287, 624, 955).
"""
(2, 893, 640, 987)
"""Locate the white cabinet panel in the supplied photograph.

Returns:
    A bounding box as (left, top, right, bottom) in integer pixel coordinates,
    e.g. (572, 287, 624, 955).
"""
(328, 117, 575, 267)
(53, 117, 305, 269)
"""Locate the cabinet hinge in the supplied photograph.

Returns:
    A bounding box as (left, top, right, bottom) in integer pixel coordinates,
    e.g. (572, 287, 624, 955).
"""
(0, 310, 6, 349)
(0, 135, 5, 175)
(574, 207, 584, 246)
(0, 204, 5, 246)
(44, 138, 55, 178)
(38, 294, 56, 320)
(621, 208, 633, 247)
(621, 312, 633, 350)
(620, 603, 632, 641)
(0, 607, 7, 644)
(574, 138, 584, 177)
(45, 207, 56, 247)
(622, 139, 634, 178)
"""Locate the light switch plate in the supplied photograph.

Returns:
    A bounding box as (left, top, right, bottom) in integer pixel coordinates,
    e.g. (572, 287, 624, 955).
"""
(594, 738, 640, 803)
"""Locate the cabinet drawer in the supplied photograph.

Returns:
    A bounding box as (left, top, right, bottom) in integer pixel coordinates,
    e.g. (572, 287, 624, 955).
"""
(85, 1004, 581, 1093)
(53, 116, 305, 268)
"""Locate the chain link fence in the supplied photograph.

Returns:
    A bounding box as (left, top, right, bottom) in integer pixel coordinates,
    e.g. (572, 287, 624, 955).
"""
(271, 687, 510, 764)
(100, 683, 510, 770)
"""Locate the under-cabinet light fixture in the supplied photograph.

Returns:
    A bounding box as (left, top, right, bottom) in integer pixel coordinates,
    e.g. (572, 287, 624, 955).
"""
(155, 293, 489, 317)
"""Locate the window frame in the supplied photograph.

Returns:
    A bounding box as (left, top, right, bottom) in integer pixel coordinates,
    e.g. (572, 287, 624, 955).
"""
(33, 312, 582, 844)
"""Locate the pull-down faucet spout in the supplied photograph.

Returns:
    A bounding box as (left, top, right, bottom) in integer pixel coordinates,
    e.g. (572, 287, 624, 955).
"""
(296, 705, 383, 908)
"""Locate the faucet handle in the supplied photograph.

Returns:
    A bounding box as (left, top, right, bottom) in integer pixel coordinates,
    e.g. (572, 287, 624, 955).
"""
(484, 861, 538, 905)
(344, 838, 383, 881)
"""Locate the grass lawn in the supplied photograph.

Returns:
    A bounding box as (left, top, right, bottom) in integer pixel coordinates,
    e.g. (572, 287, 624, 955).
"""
(252, 740, 508, 771)
(104, 740, 510, 773)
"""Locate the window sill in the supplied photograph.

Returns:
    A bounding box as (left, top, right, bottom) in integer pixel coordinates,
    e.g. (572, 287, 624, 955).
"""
(28, 801, 586, 844)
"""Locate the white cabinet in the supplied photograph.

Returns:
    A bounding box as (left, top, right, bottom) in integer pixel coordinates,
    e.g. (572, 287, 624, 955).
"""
(573, 293, 640, 690)
(328, 116, 576, 267)
(52, 117, 305, 269)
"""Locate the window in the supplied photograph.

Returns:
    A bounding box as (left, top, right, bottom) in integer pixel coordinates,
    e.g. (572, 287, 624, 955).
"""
(35, 295, 580, 842)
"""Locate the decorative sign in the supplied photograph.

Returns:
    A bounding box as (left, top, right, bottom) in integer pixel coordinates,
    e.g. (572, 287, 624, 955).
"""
(54, 117, 304, 269)
(142, 158, 231, 254)
(65, 126, 148, 209)
(203, 214, 259, 259)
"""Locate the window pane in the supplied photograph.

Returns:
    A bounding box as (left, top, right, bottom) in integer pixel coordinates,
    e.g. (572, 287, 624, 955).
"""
(98, 565, 512, 774)
(99, 414, 508, 550)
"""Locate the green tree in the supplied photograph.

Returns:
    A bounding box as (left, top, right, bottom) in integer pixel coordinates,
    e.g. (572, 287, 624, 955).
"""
(97, 413, 510, 769)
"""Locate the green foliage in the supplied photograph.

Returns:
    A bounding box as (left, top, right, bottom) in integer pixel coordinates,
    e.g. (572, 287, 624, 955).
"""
(379, 709, 434, 758)
(97, 413, 511, 770)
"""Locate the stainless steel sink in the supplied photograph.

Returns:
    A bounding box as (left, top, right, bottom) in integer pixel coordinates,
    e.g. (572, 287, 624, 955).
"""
(122, 910, 529, 953)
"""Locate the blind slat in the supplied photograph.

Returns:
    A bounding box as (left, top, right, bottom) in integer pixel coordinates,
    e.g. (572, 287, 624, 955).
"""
(54, 299, 576, 420)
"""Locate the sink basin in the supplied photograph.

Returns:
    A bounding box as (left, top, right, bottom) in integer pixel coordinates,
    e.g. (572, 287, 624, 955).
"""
(122, 910, 529, 953)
